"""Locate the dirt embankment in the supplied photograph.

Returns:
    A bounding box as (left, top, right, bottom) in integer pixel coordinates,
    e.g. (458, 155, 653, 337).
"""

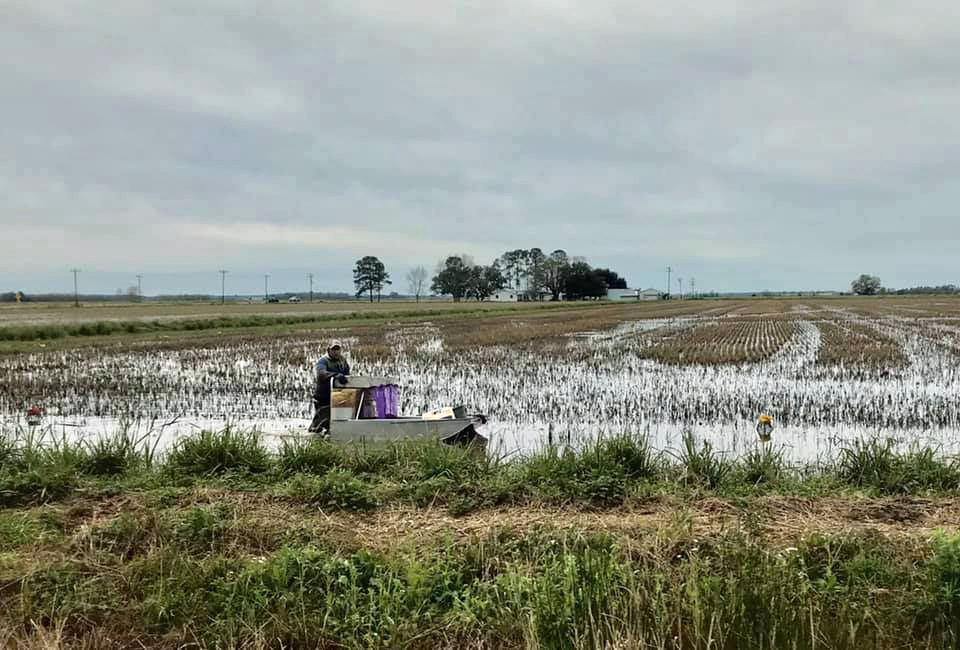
(323, 496, 960, 549)
(56, 492, 960, 553)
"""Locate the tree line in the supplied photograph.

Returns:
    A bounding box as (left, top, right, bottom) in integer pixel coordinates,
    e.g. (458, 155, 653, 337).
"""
(354, 249, 628, 302)
(850, 275, 960, 296)
(890, 284, 960, 295)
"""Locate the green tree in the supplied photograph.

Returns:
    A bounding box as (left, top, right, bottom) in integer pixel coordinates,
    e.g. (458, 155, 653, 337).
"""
(564, 262, 608, 300)
(467, 264, 506, 301)
(594, 268, 627, 289)
(431, 256, 473, 302)
(498, 249, 526, 290)
(353, 256, 391, 302)
(851, 274, 882, 296)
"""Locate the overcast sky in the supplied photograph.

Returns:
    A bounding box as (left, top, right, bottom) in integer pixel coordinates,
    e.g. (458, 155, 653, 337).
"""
(3, 0, 959, 295)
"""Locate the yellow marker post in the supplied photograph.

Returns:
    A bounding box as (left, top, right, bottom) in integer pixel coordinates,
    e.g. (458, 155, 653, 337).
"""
(756, 414, 774, 442)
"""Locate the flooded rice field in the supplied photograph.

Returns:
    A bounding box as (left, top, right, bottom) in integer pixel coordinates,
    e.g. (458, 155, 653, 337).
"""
(3, 300, 960, 461)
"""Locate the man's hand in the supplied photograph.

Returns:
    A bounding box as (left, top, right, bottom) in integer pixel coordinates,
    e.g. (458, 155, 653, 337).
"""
(335, 374, 349, 386)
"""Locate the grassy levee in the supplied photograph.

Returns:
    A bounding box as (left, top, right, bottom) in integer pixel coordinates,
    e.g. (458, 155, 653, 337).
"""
(2, 429, 960, 647)
(0, 301, 632, 351)
(0, 304, 546, 342)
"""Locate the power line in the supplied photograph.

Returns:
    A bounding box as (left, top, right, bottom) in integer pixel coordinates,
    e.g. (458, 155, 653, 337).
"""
(219, 270, 228, 304)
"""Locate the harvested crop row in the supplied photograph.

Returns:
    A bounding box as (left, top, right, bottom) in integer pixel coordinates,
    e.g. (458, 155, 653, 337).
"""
(638, 319, 796, 365)
(815, 321, 907, 370)
(876, 317, 960, 360)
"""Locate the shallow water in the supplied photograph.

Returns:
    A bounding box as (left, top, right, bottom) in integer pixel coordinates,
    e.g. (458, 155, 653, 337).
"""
(6, 412, 960, 466)
(3, 314, 960, 462)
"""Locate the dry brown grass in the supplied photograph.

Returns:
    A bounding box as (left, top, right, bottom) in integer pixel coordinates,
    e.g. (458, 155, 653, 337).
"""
(42, 491, 960, 557)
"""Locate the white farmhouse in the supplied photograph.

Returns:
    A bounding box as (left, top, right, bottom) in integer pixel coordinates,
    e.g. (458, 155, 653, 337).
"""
(638, 288, 663, 301)
(490, 288, 558, 302)
(606, 288, 640, 300)
(490, 288, 522, 302)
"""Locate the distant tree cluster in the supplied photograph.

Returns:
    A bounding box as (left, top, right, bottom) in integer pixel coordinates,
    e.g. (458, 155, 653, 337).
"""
(346, 252, 630, 303)
(430, 248, 628, 302)
(891, 284, 960, 295)
(430, 256, 506, 302)
(848, 275, 960, 296)
(501, 248, 626, 301)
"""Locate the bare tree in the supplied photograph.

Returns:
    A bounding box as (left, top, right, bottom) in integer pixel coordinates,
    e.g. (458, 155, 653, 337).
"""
(543, 249, 569, 301)
(406, 266, 428, 302)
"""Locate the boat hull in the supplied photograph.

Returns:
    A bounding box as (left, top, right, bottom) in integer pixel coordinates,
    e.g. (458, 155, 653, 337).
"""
(329, 418, 486, 448)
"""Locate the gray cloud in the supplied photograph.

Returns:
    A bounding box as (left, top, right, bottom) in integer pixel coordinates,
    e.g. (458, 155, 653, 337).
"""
(3, 0, 960, 294)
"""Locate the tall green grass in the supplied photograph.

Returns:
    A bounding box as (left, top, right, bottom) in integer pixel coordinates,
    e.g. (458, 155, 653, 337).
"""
(165, 428, 270, 477)
(837, 438, 960, 494)
(676, 430, 732, 488)
(7, 525, 960, 648)
(521, 434, 659, 505)
(2, 428, 960, 509)
(4, 429, 960, 647)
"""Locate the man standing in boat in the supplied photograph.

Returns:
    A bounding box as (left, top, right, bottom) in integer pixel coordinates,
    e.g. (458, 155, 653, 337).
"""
(308, 341, 351, 433)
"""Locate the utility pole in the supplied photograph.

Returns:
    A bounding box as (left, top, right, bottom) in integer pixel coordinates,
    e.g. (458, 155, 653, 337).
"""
(666, 266, 672, 298)
(136, 274, 143, 302)
(264, 274, 270, 302)
(70, 269, 80, 307)
(219, 270, 228, 304)
(677, 277, 684, 300)
(690, 277, 696, 299)
(308, 273, 313, 303)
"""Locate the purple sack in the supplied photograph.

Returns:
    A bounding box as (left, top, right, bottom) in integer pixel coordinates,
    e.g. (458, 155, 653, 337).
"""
(371, 385, 399, 418)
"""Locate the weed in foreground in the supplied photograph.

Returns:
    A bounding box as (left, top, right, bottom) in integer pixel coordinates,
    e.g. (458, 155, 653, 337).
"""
(737, 443, 786, 487)
(165, 428, 271, 477)
(837, 438, 960, 494)
(0, 508, 65, 551)
(0, 468, 76, 507)
(285, 470, 379, 511)
(918, 531, 960, 639)
(79, 432, 145, 477)
(278, 437, 343, 475)
(521, 434, 658, 506)
(678, 431, 732, 489)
